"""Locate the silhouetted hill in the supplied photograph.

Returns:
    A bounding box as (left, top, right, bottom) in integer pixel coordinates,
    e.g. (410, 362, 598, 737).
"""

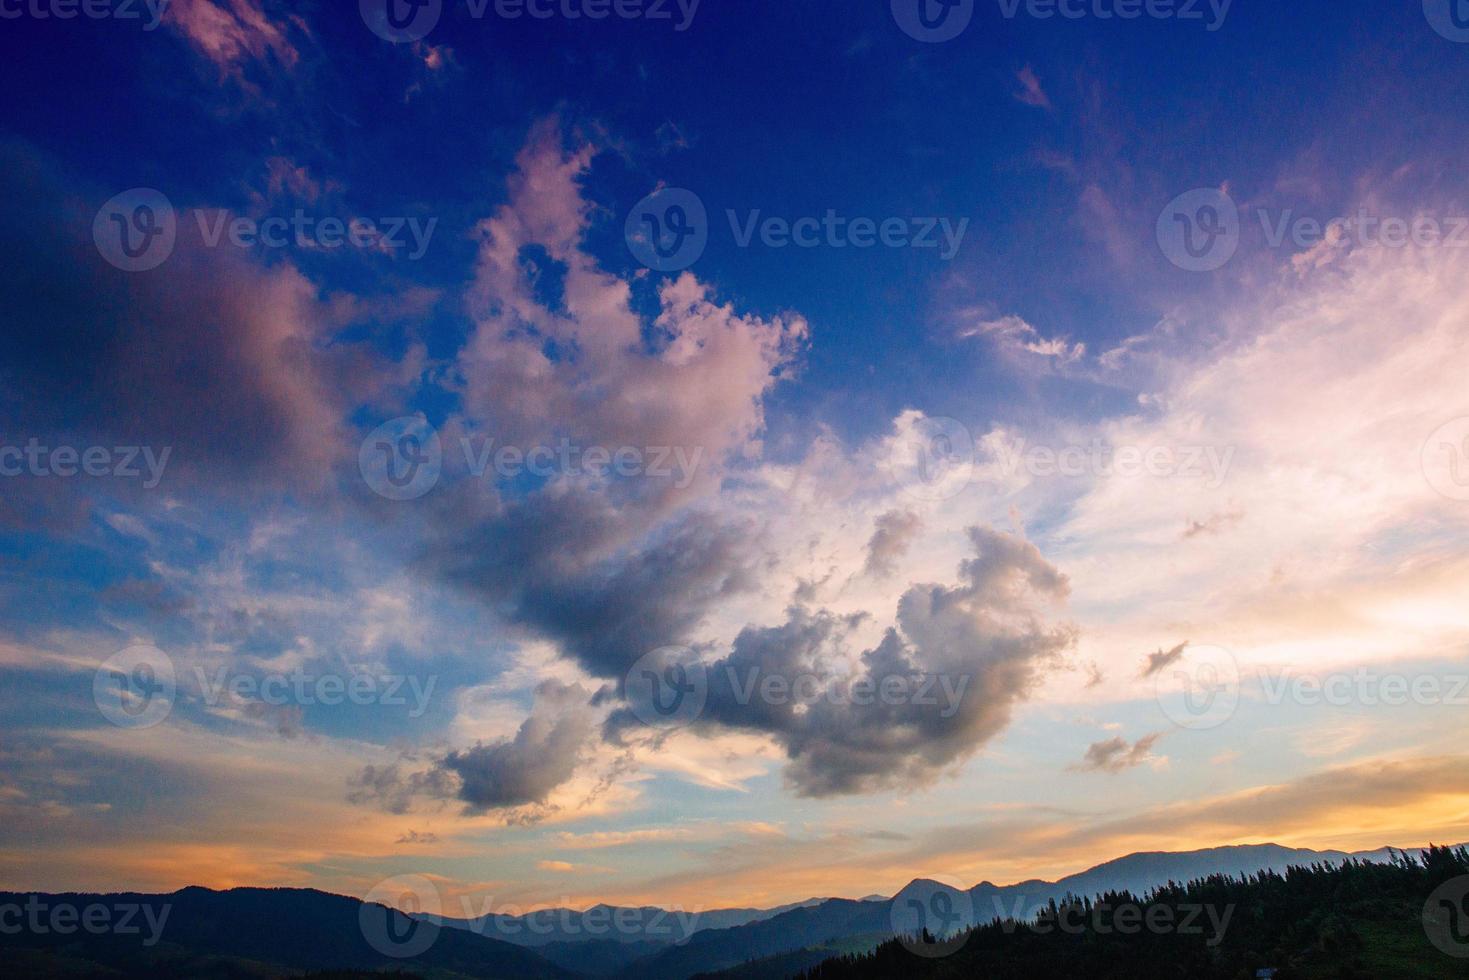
(0, 886, 569, 979)
(533, 938, 667, 975)
(433, 899, 821, 947)
(3, 844, 1455, 979)
(617, 900, 891, 980)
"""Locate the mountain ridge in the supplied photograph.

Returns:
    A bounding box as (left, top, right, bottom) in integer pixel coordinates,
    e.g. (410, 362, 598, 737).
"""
(2, 842, 1452, 979)
(612, 841, 1452, 979)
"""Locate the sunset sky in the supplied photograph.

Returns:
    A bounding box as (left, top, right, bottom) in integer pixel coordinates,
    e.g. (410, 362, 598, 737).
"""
(3, 0, 1469, 915)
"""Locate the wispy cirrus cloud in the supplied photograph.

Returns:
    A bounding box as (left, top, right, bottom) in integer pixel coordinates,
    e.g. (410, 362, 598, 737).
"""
(957, 313, 1086, 366)
(1014, 65, 1051, 109)
(166, 0, 305, 76)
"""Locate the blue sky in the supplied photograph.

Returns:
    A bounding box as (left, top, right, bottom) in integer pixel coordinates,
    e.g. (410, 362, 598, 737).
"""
(3, 0, 1469, 911)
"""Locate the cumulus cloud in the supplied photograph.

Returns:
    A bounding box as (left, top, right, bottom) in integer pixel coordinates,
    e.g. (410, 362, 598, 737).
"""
(423, 495, 762, 681)
(348, 682, 599, 816)
(458, 119, 807, 475)
(438, 681, 599, 813)
(413, 120, 806, 684)
(1072, 733, 1165, 773)
(659, 527, 1077, 798)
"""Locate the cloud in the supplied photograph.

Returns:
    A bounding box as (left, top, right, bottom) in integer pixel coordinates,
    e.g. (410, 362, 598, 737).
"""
(640, 753, 1469, 909)
(0, 140, 410, 499)
(958, 314, 1085, 364)
(260, 156, 323, 204)
(166, 0, 303, 76)
(458, 118, 806, 470)
(535, 858, 616, 873)
(1014, 66, 1051, 109)
(423, 496, 762, 681)
(1055, 234, 1469, 688)
(1183, 509, 1245, 539)
(348, 682, 600, 818)
(864, 510, 923, 578)
(1078, 184, 1133, 267)
(1079, 755, 1469, 851)
(347, 763, 456, 816)
(550, 827, 702, 850)
(414, 42, 451, 72)
(672, 527, 1076, 798)
(1071, 732, 1164, 773)
(0, 723, 460, 895)
(436, 681, 598, 813)
(413, 119, 807, 684)
(1140, 641, 1188, 678)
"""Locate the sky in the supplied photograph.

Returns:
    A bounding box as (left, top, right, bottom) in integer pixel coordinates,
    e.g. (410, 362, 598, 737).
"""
(3, 0, 1469, 916)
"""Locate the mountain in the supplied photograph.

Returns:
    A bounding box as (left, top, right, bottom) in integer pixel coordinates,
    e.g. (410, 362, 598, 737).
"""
(618, 899, 893, 980)
(533, 938, 668, 975)
(792, 845, 1469, 980)
(974, 842, 1411, 921)
(1, 844, 1447, 979)
(0, 886, 571, 979)
(433, 899, 823, 948)
(615, 842, 1437, 979)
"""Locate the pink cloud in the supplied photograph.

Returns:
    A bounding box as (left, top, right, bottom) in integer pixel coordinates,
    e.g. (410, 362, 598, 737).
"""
(460, 119, 808, 491)
(166, 0, 302, 75)
(1015, 65, 1052, 109)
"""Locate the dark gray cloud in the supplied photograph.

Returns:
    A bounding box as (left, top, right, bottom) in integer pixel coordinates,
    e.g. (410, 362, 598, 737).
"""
(349, 681, 600, 815)
(1140, 641, 1188, 677)
(421, 488, 762, 681)
(1072, 732, 1164, 773)
(863, 510, 923, 578)
(622, 527, 1076, 798)
(346, 762, 457, 815)
(437, 680, 597, 812)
